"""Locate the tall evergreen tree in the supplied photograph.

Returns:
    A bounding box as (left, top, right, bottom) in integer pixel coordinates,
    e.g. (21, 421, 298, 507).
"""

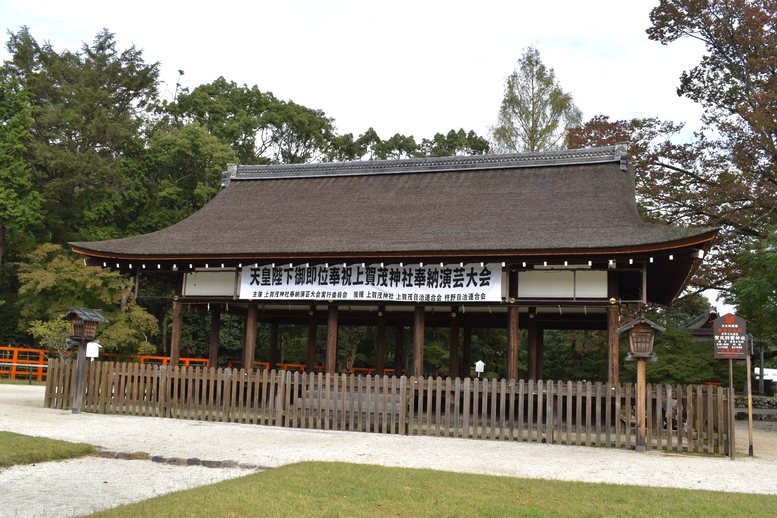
(491, 46, 582, 153)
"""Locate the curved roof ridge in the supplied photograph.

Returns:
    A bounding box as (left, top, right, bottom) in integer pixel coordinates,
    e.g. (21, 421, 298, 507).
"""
(223, 145, 628, 185)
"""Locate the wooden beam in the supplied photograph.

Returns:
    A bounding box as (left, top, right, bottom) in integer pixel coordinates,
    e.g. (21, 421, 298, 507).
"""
(209, 305, 220, 369)
(169, 299, 183, 367)
(449, 306, 460, 378)
(243, 304, 258, 371)
(527, 307, 538, 380)
(413, 305, 425, 377)
(307, 305, 317, 373)
(326, 305, 338, 374)
(607, 304, 620, 386)
(506, 305, 519, 381)
(375, 306, 386, 376)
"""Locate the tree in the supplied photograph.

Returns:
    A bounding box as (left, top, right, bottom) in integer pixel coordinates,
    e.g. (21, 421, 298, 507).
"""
(0, 77, 43, 274)
(491, 46, 582, 153)
(1, 27, 160, 243)
(620, 0, 777, 290)
(15, 243, 158, 354)
(724, 229, 777, 367)
(418, 129, 490, 157)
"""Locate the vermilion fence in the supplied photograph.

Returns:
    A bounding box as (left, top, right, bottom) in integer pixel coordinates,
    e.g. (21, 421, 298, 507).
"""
(0, 346, 396, 381)
(44, 359, 732, 454)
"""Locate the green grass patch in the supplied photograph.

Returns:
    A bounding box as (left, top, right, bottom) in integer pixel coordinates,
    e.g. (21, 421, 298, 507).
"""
(93, 461, 776, 517)
(0, 431, 97, 468)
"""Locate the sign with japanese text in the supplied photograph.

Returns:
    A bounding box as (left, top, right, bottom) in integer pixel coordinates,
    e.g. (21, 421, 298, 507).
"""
(239, 262, 503, 302)
(713, 314, 748, 360)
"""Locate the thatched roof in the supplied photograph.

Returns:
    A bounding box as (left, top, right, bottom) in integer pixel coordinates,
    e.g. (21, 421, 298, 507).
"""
(71, 146, 715, 262)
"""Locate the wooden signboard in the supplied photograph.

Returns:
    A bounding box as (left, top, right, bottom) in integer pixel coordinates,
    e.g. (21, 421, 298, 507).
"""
(713, 314, 748, 360)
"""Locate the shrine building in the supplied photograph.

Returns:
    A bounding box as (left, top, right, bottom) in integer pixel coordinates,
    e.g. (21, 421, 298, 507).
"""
(70, 145, 717, 385)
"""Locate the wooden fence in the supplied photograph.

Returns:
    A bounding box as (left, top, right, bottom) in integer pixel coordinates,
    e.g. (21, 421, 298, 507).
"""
(44, 359, 732, 454)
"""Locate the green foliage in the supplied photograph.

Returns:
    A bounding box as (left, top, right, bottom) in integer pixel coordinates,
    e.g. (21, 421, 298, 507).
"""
(15, 243, 158, 355)
(0, 77, 43, 273)
(1, 27, 160, 244)
(27, 319, 71, 358)
(491, 46, 582, 153)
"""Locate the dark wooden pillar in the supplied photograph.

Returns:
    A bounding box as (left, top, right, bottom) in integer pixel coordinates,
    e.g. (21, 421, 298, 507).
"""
(527, 309, 538, 380)
(462, 321, 472, 377)
(607, 304, 620, 386)
(268, 322, 279, 371)
(375, 306, 386, 376)
(243, 304, 257, 371)
(307, 305, 317, 373)
(326, 304, 338, 374)
(413, 305, 425, 377)
(506, 305, 519, 381)
(537, 326, 545, 380)
(169, 299, 183, 367)
(449, 307, 460, 378)
(208, 305, 220, 369)
(394, 324, 404, 376)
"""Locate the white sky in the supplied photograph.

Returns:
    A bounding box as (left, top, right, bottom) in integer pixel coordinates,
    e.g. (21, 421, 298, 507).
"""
(0, 0, 708, 142)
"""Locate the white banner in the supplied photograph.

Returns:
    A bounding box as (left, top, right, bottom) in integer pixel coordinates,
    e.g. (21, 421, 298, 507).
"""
(239, 263, 502, 302)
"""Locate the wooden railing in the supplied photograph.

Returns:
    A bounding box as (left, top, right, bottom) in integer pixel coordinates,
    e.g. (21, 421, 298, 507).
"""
(44, 359, 732, 454)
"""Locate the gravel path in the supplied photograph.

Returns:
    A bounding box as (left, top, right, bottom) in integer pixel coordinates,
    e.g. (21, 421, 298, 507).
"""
(2, 384, 776, 517)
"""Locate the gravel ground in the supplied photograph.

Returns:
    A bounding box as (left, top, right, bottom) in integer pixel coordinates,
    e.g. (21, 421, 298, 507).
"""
(2, 384, 776, 517)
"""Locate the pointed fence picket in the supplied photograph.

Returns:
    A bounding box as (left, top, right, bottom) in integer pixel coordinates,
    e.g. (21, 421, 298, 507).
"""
(44, 359, 732, 454)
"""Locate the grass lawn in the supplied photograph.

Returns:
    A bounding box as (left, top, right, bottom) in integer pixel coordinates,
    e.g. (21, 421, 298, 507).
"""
(93, 461, 776, 517)
(0, 431, 97, 468)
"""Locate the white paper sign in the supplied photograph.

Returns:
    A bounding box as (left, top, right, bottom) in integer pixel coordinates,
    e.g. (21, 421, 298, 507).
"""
(239, 263, 502, 302)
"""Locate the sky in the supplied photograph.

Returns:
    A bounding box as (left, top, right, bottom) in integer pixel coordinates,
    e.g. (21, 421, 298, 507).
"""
(0, 0, 709, 143)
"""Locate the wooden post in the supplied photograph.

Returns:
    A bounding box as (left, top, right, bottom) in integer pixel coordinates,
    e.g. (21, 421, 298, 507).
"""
(307, 305, 317, 373)
(208, 305, 220, 369)
(395, 324, 404, 376)
(636, 358, 646, 452)
(449, 307, 460, 378)
(527, 308, 538, 380)
(326, 305, 338, 374)
(607, 304, 620, 387)
(413, 305, 425, 377)
(375, 306, 386, 376)
(71, 340, 87, 414)
(169, 299, 183, 367)
(729, 358, 736, 459)
(243, 304, 258, 371)
(269, 322, 279, 371)
(462, 321, 472, 377)
(506, 305, 519, 381)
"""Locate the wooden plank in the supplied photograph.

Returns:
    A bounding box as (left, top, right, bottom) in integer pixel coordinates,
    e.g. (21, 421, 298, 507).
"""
(507, 379, 515, 441)
(499, 379, 507, 440)
(526, 379, 537, 442)
(566, 381, 573, 445)
(529, 380, 538, 442)
(490, 379, 498, 440)
(545, 381, 554, 444)
(453, 377, 461, 438)
(685, 385, 694, 452)
(516, 379, 525, 442)
(472, 377, 480, 439)
(621, 383, 630, 449)
(605, 382, 612, 448)
(696, 385, 704, 453)
(675, 384, 684, 451)
(655, 384, 663, 451)
(717, 385, 726, 454)
(462, 377, 471, 438)
(434, 376, 442, 437)
(706, 384, 714, 454)
(646, 383, 653, 451)
(399, 375, 408, 436)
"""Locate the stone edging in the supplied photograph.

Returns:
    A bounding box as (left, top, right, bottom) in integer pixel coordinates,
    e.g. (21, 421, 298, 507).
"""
(98, 450, 268, 471)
